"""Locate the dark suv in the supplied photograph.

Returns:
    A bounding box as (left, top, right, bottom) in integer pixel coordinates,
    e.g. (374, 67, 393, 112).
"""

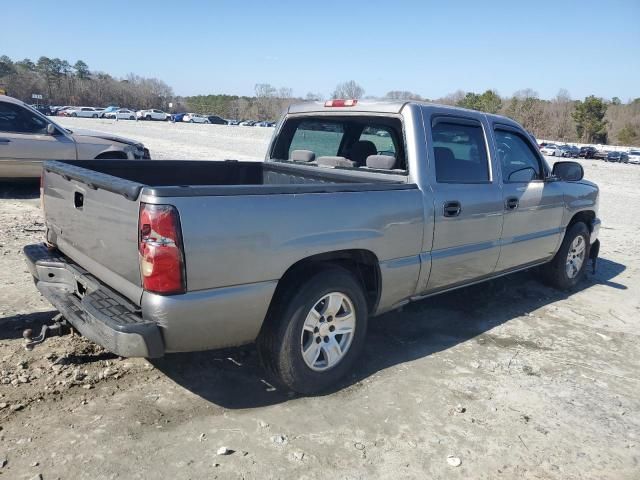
(579, 146, 597, 159)
(606, 151, 629, 163)
(207, 115, 227, 125)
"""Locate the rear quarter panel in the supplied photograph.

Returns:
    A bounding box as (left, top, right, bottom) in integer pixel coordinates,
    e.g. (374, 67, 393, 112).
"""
(147, 188, 425, 309)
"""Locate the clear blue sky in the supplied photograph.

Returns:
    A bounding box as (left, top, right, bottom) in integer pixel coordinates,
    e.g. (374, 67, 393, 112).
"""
(3, 0, 639, 101)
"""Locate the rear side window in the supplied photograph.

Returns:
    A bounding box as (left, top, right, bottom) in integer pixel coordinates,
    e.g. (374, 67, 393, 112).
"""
(288, 121, 345, 158)
(494, 129, 542, 182)
(0, 101, 49, 134)
(432, 119, 490, 183)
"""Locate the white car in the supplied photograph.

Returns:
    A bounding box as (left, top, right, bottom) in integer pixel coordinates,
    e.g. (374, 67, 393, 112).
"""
(104, 108, 136, 120)
(541, 144, 562, 156)
(66, 107, 102, 118)
(183, 113, 210, 124)
(136, 109, 169, 121)
(628, 150, 640, 165)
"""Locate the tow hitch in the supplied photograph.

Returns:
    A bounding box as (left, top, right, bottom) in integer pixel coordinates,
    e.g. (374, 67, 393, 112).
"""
(23, 314, 72, 351)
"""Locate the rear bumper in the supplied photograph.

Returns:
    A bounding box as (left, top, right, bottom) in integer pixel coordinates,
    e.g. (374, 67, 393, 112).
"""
(24, 243, 164, 358)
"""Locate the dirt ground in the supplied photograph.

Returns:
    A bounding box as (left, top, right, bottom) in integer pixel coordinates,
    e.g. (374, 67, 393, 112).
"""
(1, 121, 639, 479)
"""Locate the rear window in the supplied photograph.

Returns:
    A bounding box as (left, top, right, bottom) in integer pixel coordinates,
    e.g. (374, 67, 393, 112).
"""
(274, 116, 406, 172)
(288, 121, 344, 158)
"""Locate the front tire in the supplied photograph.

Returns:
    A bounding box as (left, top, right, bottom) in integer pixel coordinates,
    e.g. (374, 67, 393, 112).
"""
(540, 222, 590, 290)
(257, 267, 368, 394)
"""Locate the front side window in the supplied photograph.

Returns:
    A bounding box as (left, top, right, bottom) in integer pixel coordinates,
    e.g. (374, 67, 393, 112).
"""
(432, 119, 490, 183)
(494, 129, 543, 183)
(0, 101, 49, 134)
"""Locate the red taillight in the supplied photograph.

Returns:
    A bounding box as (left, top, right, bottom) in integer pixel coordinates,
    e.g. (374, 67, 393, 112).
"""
(324, 99, 358, 107)
(138, 203, 186, 295)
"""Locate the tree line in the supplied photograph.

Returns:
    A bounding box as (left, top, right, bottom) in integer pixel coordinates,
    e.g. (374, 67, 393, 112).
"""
(381, 87, 639, 146)
(1, 54, 638, 146)
(0, 55, 173, 110)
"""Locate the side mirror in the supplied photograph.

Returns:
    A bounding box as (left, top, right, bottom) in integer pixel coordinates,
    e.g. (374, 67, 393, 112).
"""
(46, 123, 57, 136)
(552, 161, 584, 181)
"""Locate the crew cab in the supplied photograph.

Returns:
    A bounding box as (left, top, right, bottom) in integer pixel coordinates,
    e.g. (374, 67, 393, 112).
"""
(0, 95, 150, 178)
(25, 100, 600, 393)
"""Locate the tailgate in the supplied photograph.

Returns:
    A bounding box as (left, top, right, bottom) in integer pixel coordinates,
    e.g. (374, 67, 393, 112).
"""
(42, 161, 144, 305)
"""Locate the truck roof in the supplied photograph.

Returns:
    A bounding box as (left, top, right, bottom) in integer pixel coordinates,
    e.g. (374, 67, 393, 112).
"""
(287, 100, 520, 128)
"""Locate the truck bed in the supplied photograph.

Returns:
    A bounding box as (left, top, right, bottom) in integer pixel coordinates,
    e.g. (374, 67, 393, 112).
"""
(44, 160, 409, 200)
(41, 160, 417, 310)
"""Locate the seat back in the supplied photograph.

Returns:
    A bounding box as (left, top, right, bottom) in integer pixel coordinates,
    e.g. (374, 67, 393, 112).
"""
(349, 140, 378, 167)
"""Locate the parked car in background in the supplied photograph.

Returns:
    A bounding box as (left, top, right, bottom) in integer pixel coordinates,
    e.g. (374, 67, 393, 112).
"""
(0, 95, 150, 178)
(26, 100, 600, 394)
(183, 113, 209, 123)
(628, 150, 640, 165)
(558, 145, 572, 157)
(100, 106, 120, 118)
(227, 119, 240, 125)
(31, 105, 53, 116)
(206, 115, 227, 125)
(171, 113, 186, 122)
(103, 108, 136, 120)
(66, 107, 102, 118)
(255, 121, 272, 127)
(563, 145, 580, 158)
(606, 151, 629, 163)
(594, 149, 609, 160)
(579, 146, 597, 159)
(56, 106, 75, 116)
(136, 109, 170, 121)
(240, 120, 256, 126)
(541, 144, 562, 156)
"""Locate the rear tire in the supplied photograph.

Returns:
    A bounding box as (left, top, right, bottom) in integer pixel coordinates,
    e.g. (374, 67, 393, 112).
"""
(540, 222, 590, 290)
(257, 267, 368, 394)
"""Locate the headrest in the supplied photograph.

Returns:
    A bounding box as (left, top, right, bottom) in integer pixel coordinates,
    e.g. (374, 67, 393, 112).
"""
(316, 156, 356, 168)
(366, 155, 396, 169)
(290, 149, 316, 163)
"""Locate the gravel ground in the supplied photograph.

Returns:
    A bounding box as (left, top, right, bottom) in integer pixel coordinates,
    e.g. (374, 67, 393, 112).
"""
(57, 116, 274, 160)
(0, 120, 639, 479)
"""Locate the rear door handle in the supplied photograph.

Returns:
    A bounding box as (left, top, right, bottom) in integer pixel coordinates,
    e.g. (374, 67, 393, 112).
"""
(505, 197, 519, 210)
(443, 200, 462, 217)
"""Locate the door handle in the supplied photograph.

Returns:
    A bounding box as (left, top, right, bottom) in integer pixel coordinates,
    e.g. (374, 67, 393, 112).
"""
(505, 197, 519, 210)
(443, 200, 462, 217)
(0, 138, 10, 144)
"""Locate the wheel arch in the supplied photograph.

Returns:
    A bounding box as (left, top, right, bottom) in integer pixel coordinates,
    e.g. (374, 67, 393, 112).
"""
(567, 210, 596, 233)
(267, 249, 381, 318)
(94, 150, 128, 160)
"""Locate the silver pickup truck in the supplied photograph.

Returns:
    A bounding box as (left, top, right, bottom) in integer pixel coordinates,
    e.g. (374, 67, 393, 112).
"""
(24, 100, 600, 393)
